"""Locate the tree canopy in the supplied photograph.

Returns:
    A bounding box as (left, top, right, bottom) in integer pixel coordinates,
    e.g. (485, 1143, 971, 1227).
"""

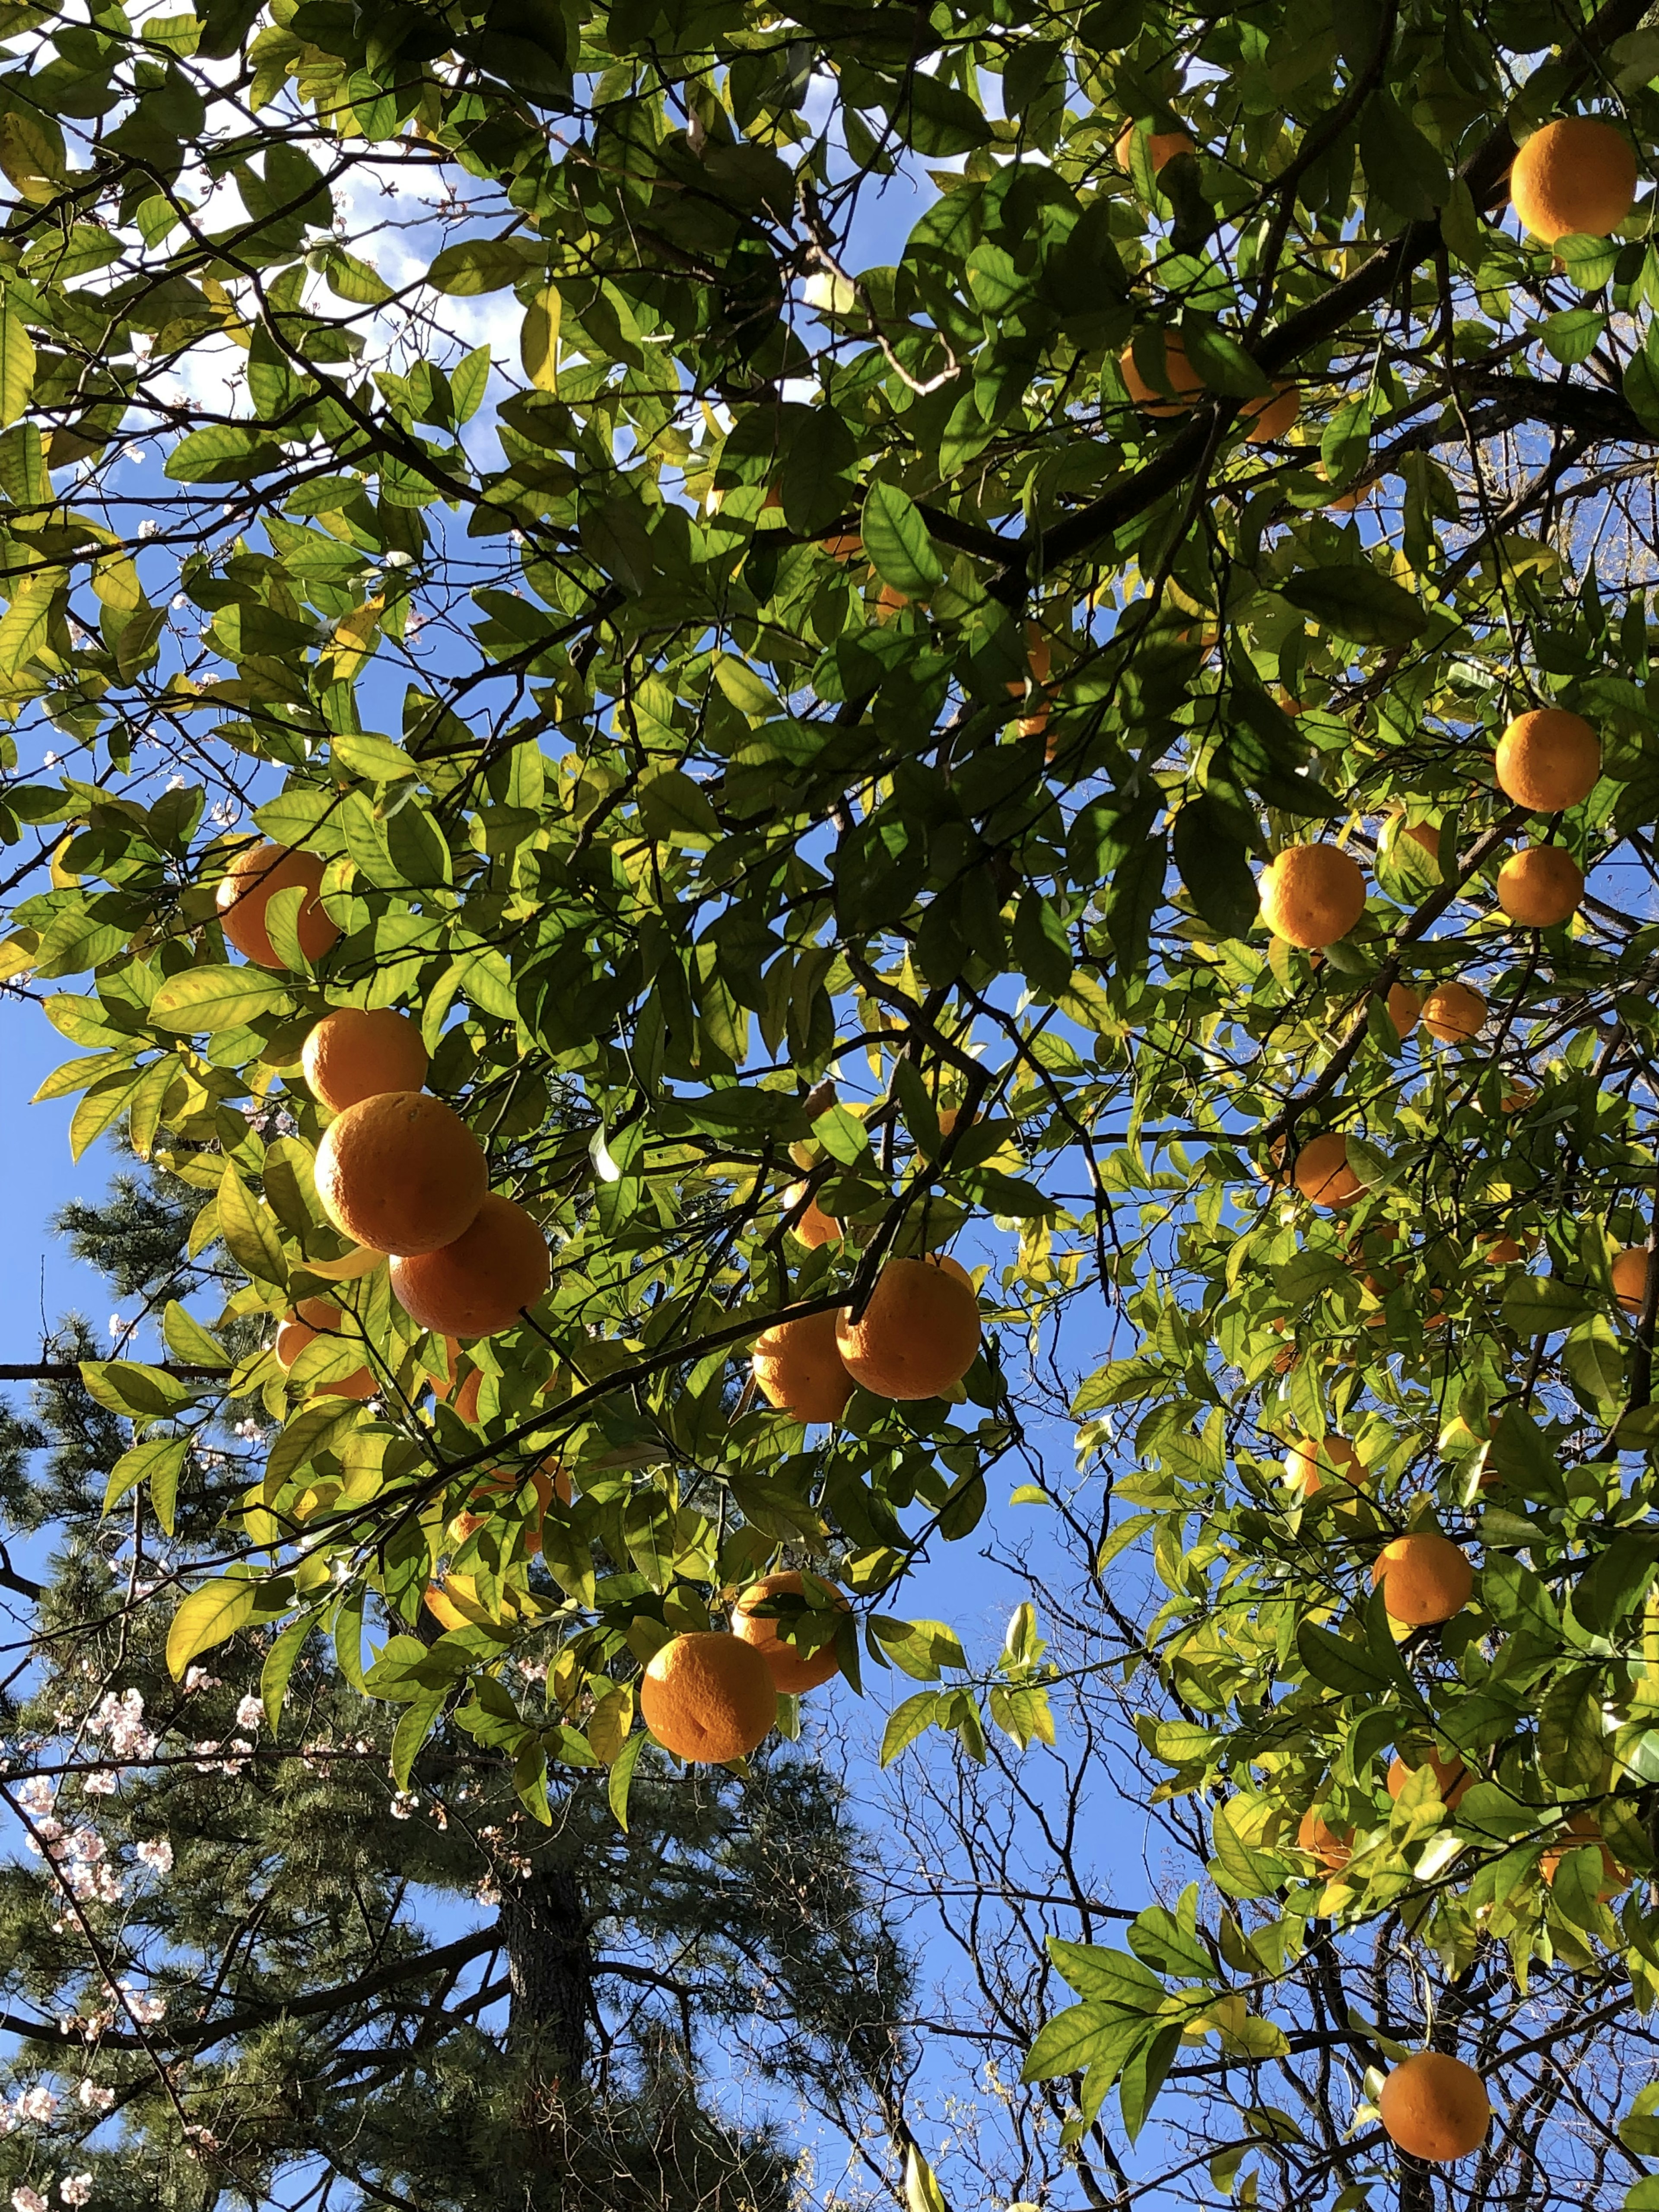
(7, 0, 1659, 2199)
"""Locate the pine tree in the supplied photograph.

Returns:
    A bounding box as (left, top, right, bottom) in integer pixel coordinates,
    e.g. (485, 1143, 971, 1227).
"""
(0, 1154, 913, 2212)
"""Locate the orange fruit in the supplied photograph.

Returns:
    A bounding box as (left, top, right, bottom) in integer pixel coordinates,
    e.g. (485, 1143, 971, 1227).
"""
(640, 1632, 778, 1764)
(784, 1182, 840, 1246)
(1386, 983, 1421, 1038)
(430, 1339, 480, 1424)
(1285, 1435, 1363, 1494)
(732, 1569, 849, 1694)
(1387, 1751, 1471, 1809)
(273, 1297, 375, 1399)
(1241, 384, 1298, 442)
(1481, 1224, 1537, 1265)
(1118, 333, 1205, 416)
(1371, 1533, 1473, 1627)
(1258, 845, 1367, 949)
(216, 843, 337, 970)
(389, 1192, 550, 1337)
(751, 1309, 853, 1425)
(1494, 708, 1600, 811)
(1541, 1810, 1626, 1897)
(1612, 1246, 1651, 1314)
(823, 531, 863, 563)
(1378, 2052, 1491, 2162)
(1115, 122, 1195, 174)
(1292, 1132, 1363, 1209)
(836, 1256, 981, 1401)
(302, 1007, 428, 1113)
(874, 582, 911, 620)
(423, 1571, 521, 1635)
(1510, 115, 1637, 243)
(1325, 477, 1375, 514)
(1296, 1807, 1351, 1870)
(1499, 1083, 1536, 1113)
(1421, 981, 1486, 1045)
(448, 1464, 564, 1555)
(1496, 846, 1582, 928)
(316, 1092, 488, 1259)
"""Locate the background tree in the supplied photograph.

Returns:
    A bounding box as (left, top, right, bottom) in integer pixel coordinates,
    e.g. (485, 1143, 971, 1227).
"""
(0, 1157, 917, 2212)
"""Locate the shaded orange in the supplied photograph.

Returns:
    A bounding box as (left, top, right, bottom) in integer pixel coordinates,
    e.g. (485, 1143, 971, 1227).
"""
(1387, 1751, 1471, 1809)
(1285, 1435, 1363, 1495)
(274, 1297, 375, 1399)
(1494, 708, 1600, 811)
(1497, 846, 1582, 927)
(751, 1309, 853, 1425)
(216, 843, 337, 970)
(784, 1181, 841, 1246)
(1115, 122, 1196, 174)
(1386, 984, 1421, 1038)
(1296, 1806, 1351, 1869)
(1118, 333, 1205, 416)
(302, 1007, 429, 1113)
(732, 1569, 849, 1694)
(1378, 2052, 1490, 2163)
(1421, 981, 1485, 1045)
(1541, 1810, 1626, 1897)
(1371, 1533, 1473, 1627)
(1258, 845, 1367, 949)
(836, 1256, 981, 1400)
(448, 1464, 564, 1556)
(1242, 384, 1299, 442)
(1612, 1246, 1651, 1315)
(316, 1092, 488, 1258)
(390, 1192, 550, 1337)
(1510, 116, 1637, 243)
(640, 1632, 778, 1763)
(1293, 1133, 1363, 1209)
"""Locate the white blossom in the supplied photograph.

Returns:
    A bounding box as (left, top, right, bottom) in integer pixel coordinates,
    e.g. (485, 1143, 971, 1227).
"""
(17, 2088, 57, 2124)
(135, 1839, 172, 1875)
(80, 1774, 115, 1799)
(60, 2179, 92, 2207)
(76, 2084, 114, 2114)
(13, 2186, 49, 2212)
(115, 1982, 164, 2026)
(234, 1696, 264, 1731)
(389, 1791, 417, 1820)
(181, 1669, 219, 1695)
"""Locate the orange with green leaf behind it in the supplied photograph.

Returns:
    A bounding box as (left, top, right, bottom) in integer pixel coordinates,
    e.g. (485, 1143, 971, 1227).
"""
(1296, 1806, 1351, 1870)
(1371, 1533, 1473, 1627)
(389, 1192, 551, 1337)
(836, 1256, 980, 1401)
(732, 1569, 849, 1694)
(1257, 845, 1367, 949)
(216, 842, 338, 970)
(751, 1308, 853, 1425)
(274, 1298, 375, 1400)
(1292, 1133, 1363, 1209)
(1497, 847, 1583, 928)
(315, 1092, 489, 1258)
(1378, 2052, 1491, 2162)
(1421, 981, 1486, 1045)
(639, 1632, 778, 1764)
(302, 1007, 429, 1113)
(1494, 708, 1601, 811)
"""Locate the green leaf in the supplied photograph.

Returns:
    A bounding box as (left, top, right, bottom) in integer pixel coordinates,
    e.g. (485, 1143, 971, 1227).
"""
(103, 1436, 187, 1525)
(260, 1611, 318, 1735)
(427, 238, 541, 294)
(0, 286, 36, 430)
(217, 1157, 288, 1289)
(880, 1689, 944, 1765)
(167, 1576, 289, 1678)
(638, 769, 721, 841)
(164, 424, 287, 482)
(150, 964, 291, 1033)
(862, 481, 944, 601)
(162, 1301, 230, 1369)
(1180, 317, 1271, 398)
(1625, 350, 1659, 433)
(1279, 569, 1428, 649)
(608, 1728, 646, 1830)
(1502, 1274, 1596, 1338)
(81, 1360, 194, 1421)
(1571, 1531, 1659, 1638)
(1173, 798, 1258, 938)
(1296, 1619, 1400, 1697)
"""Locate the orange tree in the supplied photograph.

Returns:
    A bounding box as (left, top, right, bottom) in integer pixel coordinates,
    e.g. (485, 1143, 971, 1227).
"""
(7, 0, 1659, 2197)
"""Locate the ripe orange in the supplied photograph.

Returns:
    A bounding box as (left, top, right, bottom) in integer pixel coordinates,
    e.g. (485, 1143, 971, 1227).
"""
(1118, 333, 1205, 416)
(1371, 1533, 1473, 1627)
(1241, 384, 1299, 442)
(823, 531, 863, 563)
(1499, 1083, 1536, 1113)
(216, 843, 337, 970)
(274, 1297, 375, 1399)
(389, 1192, 550, 1337)
(1258, 845, 1367, 949)
(1292, 1133, 1363, 1209)
(1481, 1224, 1538, 1266)
(431, 1344, 482, 1424)
(316, 1092, 488, 1258)
(1115, 122, 1195, 174)
(1497, 846, 1582, 928)
(1007, 623, 1053, 739)
(1285, 1435, 1363, 1494)
(785, 1181, 840, 1246)
(1541, 1811, 1626, 1897)
(448, 1464, 565, 1555)
(302, 1007, 428, 1113)
(836, 1256, 981, 1400)
(1494, 708, 1600, 811)
(1378, 2052, 1491, 2163)
(751, 1309, 853, 1425)
(1387, 1751, 1471, 1809)
(1510, 115, 1637, 243)
(1386, 983, 1421, 1038)
(1612, 1246, 1651, 1315)
(640, 1632, 778, 1764)
(732, 1569, 849, 1694)
(1296, 1807, 1351, 1870)
(1421, 981, 1486, 1045)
